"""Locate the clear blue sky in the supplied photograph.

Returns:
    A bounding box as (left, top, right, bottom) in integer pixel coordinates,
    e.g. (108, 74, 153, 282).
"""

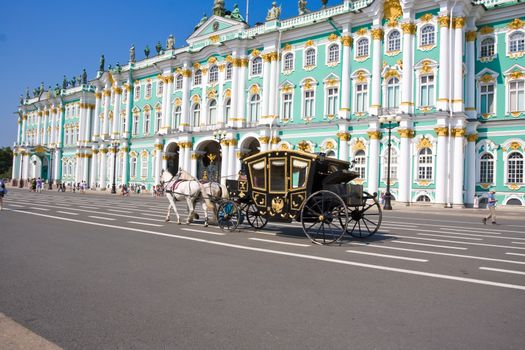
(0, 0, 334, 148)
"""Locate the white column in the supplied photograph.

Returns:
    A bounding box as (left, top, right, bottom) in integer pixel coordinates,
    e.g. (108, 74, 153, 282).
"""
(36, 110, 42, 145)
(367, 131, 380, 195)
(236, 56, 247, 127)
(185, 143, 192, 173)
(227, 141, 236, 180)
(160, 75, 169, 132)
(370, 27, 383, 116)
(57, 106, 64, 148)
(437, 15, 450, 111)
(85, 105, 93, 142)
(12, 154, 20, 180)
(337, 125, 349, 161)
(465, 29, 476, 118)
(453, 17, 465, 113)
(400, 22, 415, 114)
(190, 153, 199, 178)
(123, 84, 132, 138)
(93, 90, 102, 140)
(180, 67, 191, 131)
(54, 149, 62, 182)
(434, 127, 449, 204)
(165, 76, 174, 131)
(339, 34, 352, 119)
(397, 129, 413, 203)
(200, 72, 208, 127)
(220, 141, 228, 185)
(102, 88, 111, 139)
(83, 153, 90, 183)
(43, 110, 49, 145)
(230, 57, 239, 126)
(21, 115, 27, 144)
(452, 128, 465, 206)
(90, 147, 99, 188)
(268, 52, 278, 117)
(99, 147, 107, 189)
(112, 86, 122, 139)
(261, 53, 271, 119)
(49, 108, 56, 146)
(22, 153, 29, 181)
(465, 133, 477, 206)
(121, 144, 129, 186)
(16, 118, 21, 144)
(217, 65, 226, 127)
(154, 140, 163, 185)
(75, 154, 82, 184)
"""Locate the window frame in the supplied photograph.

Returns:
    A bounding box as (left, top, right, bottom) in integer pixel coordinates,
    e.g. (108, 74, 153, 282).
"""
(327, 43, 340, 65)
(417, 147, 434, 181)
(507, 151, 524, 184)
(304, 48, 317, 68)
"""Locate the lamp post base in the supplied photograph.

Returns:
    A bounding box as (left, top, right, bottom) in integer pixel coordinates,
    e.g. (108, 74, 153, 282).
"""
(383, 193, 393, 210)
(111, 184, 117, 194)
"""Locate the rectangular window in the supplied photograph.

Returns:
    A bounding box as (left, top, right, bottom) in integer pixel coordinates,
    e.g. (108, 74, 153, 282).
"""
(141, 157, 148, 178)
(134, 86, 141, 100)
(291, 158, 309, 189)
(155, 111, 162, 132)
(269, 159, 286, 193)
(144, 112, 151, 134)
(282, 93, 293, 120)
(509, 81, 525, 112)
(420, 75, 435, 107)
(355, 83, 368, 113)
(480, 84, 495, 114)
(327, 87, 339, 116)
(480, 159, 494, 183)
(304, 90, 315, 118)
(133, 115, 139, 135)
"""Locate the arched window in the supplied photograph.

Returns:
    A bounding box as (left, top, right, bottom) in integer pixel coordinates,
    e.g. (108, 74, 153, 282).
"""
(194, 70, 202, 85)
(209, 65, 219, 83)
(143, 109, 151, 134)
(509, 32, 525, 53)
(155, 110, 162, 132)
(305, 48, 316, 67)
(386, 77, 400, 108)
(420, 75, 435, 107)
(356, 38, 369, 57)
(354, 150, 366, 179)
(173, 106, 181, 129)
(481, 37, 495, 58)
(224, 98, 231, 124)
(284, 53, 294, 71)
(132, 114, 139, 135)
(418, 148, 433, 180)
(145, 83, 152, 99)
(327, 44, 340, 63)
(507, 198, 523, 206)
(509, 80, 525, 112)
(134, 85, 141, 100)
(420, 25, 435, 47)
(326, 150, 336, 158)
(157, 80, 164, 96)
(175, 74, 183, 89)
(249, 94, 261, 123)
(507, 152, 524, 183)
(387, 30, 401, 52)
(251, 57, 263, 76)
(416, 195, 431, 202)
(382, 148, 398, 181)
(225, 63, 233, 80)
(208, 99, 217, 125)
(192, 103, 201, 127)
(480, 153, 494, 183)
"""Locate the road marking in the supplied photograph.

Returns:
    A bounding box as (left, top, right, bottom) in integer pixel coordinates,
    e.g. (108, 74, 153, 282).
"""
(7, 208, 525, 292)
(108, 209, 131, 213)
(506, 252, 525, 257)
(512, 242, 525, 245)
(127, 221, 163, 227)
(56, 211, 79, 216)
(88, 216, 116, 221)
(383, 234, 525, 250)
(249, 238, 311, 247)
(439, 228, 501, 236)
(7, 204, 24, 207)
(416, 233, 483, 241)
(30, 207, 50, 211)
(181, 228, 225, 236)
(392, 241, 468, 250)
(386, 219, 525, 234)
(479, 267, 525, 276)
(348, 243, 525, 265)
(345, 250, 428, 262)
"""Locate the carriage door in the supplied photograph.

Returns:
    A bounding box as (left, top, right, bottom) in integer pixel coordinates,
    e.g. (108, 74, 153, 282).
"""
(268, 158, 287, 218)
(289, 157, 310, 218)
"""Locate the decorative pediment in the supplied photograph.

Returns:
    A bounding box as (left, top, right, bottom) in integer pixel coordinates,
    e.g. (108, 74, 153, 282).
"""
(504, 64, 525, 80)
(187, 15, 248, 46)
(476, 68, 499, 83)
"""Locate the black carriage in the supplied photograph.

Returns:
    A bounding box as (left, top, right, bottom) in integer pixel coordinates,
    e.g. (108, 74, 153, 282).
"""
(219, 150, 382, 245)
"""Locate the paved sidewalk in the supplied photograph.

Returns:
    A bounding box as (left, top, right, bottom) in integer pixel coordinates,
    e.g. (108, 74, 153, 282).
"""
(0, 313, 62, 350)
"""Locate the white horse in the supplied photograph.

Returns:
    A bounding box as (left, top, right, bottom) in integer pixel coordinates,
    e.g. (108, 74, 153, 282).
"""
(161, 169, 228, 226)
(161, 169, 201, 224)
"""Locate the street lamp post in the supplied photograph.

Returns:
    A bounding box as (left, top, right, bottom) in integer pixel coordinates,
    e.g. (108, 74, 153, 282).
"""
(379, 115, 402, 210)
(111, 141, 119, 194)
(48, 149, 53, 190)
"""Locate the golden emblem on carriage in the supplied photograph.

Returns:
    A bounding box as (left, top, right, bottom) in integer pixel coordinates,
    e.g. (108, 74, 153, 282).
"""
(271, 197, 285, 214)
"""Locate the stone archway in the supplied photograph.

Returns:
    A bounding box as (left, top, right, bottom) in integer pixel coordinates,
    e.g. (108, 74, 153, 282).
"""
(30, 155, 43, 179)
(196, 140, 221, 182)
(241, 136, 261, 158)
(165, 142, 180, 174)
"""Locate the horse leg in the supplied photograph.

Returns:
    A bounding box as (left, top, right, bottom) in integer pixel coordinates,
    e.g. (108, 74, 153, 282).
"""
(202, 201, 209, 227)
(185, 197, 194, 224)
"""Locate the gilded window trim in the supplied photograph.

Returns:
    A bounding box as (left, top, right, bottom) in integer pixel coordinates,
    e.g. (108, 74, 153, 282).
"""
(289, 156, 311, 191)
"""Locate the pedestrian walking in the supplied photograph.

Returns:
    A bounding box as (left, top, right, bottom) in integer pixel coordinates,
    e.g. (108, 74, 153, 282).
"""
(0, 179, 7, 210)
(482, 190, 498, 225)
(473, 194, 479, 209)
(36, 178, 43, 193)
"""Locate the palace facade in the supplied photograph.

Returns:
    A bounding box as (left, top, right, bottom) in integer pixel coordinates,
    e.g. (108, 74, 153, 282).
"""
(11, 0, 525, 207)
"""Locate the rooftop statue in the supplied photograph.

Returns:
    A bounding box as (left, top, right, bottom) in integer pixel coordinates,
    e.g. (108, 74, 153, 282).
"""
(129, 44, 136, 63)
(62, 75, 68, 89)
(40, 81, 45, 93)
(115, 62, 122, 73)
(156, 41, 162, 55)
(299, 0, 309, 15)
(19, 94, 24, 105)
(144, 45, 150, 58)
(99, 54, 105, 72)
(82, 69, 87, 85)
(322, 0, 328, 9)
(71, 76, 77, 87)
(195, 13, 208, 31)
(166, 34, 175, 50)
(266, 2, 281, 21)
(54, 83, 61, 96)
(229, 4, 244, 21)
(213, 0, 225, 17)
(25, 87, 30, 100)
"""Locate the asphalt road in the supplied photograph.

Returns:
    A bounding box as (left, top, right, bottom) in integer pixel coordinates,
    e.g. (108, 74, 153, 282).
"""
(1, 188, 524, 349)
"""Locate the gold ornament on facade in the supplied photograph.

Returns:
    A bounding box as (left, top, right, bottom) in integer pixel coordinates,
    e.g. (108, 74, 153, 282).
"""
(192, 95, 200, 103)
(262, 53, 272, 63)
(281, 84, 293, 93)
(417, 137, 432, 150)
(328, 33, 339, 42)
(507, 184, 521, 191)
(154, 144, 163, 151)
(201, 68, 208, 75)
(466, 134, 478, 142)
(509, 141, 522, 151)
(367, 131, 382, 140)
(324, 140, 335, 150)
(337, 132, 351, 141)
(208, 56, 218, 65)
(225, 89, 232, 98)
(304, 40, 315, 47)
(218, 64, 225, 72)
(383, 0, 403, 21)
(398, 129, 415, 138)
(297, 140, 312, 153)
(282, 43, 292, 51)
(416, 180, 430, 187)
(193, 62, 201, 70)
(453, 17, 466, 29)
(182, 69, 192, 78)
(371, 28, 384, 40)
(175, 98, 182, 107)
(465, 31, 477, 42)
(385, 69, 400, 79)
(207, 88, 217, 99)
(325, 78, 339, 87)
(420, 14, 434, 23)
(452, 128, 466, 137)
(480, 74, 495, 83)
(508, 71, 524, 80)
(479, 26, 494, 35)
(303, 78, 314, 90)
(507, 18, 525, 30)
(352, 140, 366, 152)
(191, 153, 202, 161)
(401, 22, 417, 35)
(249, 85, 260, 95)
(355, 28, 368, 36)
(434, 127, 449, 137)
(258, 136, 270, 144)
(438, 16, 450, 28)
(241, 58, 249, 67)
(420, 60, 434, 74)
(341, 36, 353, 47)
(251, 49, 261, 57)
(355, 70, 367, 83)
(270, 137, 280, 145)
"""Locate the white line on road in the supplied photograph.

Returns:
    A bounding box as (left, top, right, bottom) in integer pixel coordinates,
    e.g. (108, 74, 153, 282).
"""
(383, 234, 525, 250)
(181, 228, 225, 236)
(88, 216, 116, 221)
(348, 243, 525, 265)
(108, 209, 132, 213)
(439, 227, 501, 236)
(386, 219, 525, 234)
(479, 267, 525, 276)
(249, 238, 311, 247)
(30, 207, 50, 211)
(127, 221, 164, 227)
(56, 211, 79, 216)
(345, 250, 428, 262)
(506, 252, 525, 257)
(512, 242, 525, 245)
(391, 241, 468, 250)
(416, 233, 483, 241)
(7, 208, 525, 292)
(7, 204, 24, 207)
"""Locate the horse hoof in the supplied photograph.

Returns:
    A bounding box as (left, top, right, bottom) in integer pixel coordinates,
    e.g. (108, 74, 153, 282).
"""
(177, 222, 181, 225)
(204, 223, 208, 227)
(165, 219, 170, 223)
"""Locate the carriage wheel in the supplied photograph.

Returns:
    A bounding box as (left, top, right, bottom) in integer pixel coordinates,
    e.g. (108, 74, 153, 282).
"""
(346, 191, 382, 238)
(217, 201, 240, 232)
(301, 190, 348, 245)
(246, 203, 268, 229)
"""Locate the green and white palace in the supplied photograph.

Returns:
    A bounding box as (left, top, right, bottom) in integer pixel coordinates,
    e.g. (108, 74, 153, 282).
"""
(11, 0, 525, 207)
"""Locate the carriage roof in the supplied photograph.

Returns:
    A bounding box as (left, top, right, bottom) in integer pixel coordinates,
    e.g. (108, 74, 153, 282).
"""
(242, 150, 351, 170)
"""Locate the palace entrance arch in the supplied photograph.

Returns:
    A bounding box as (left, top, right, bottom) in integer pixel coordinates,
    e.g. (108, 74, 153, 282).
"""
(164, 142, 180, 174)
(196, 140, 221, 182)
(240, 137, 261, 158)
